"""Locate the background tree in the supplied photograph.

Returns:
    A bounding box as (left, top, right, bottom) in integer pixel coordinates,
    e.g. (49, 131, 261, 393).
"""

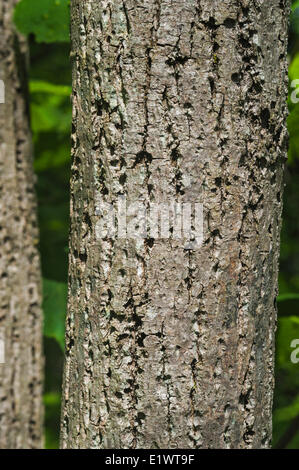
(0, 0, 43, 448)
(61, 0, 290, 449)
(13, 0, 72, 448)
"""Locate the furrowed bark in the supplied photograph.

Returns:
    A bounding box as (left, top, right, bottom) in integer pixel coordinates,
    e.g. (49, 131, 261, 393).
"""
(0, 0, 43, 449)
(61, 0, 289, 449)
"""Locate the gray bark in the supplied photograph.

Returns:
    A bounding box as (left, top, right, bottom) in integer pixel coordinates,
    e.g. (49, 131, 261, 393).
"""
(61, 0, 289, 449)
(0, 0, 43, 448)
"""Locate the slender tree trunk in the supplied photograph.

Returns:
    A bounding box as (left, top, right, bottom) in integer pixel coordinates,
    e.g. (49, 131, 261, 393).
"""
(0, 0, 43, 448)
(61, 0, 289, 449)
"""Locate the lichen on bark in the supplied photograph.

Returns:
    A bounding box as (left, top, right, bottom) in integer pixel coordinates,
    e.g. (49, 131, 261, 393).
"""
(61, 0, 290, 449)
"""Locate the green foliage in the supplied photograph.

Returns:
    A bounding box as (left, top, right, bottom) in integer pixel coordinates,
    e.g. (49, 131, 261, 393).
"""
(44, 392, 61, 449)
(273, 13, 299, 444)
(30, 81, 71, 135)
(276, 315, 299, 370)
(289, 54, 299, 84)
(30, 80, 71, 171)
(14, 0, 70, 43)
(292, 2, 299, 34)
(43, 279, 67, 351)
(28, 43, 71, 284)
(288, 55, 299, 162)
(275, 395, 299, 423)
(273, 304, 299, 448)
(30, 80, 71, 98)
(29, 42, 71, 85)
(278, 293, 299, 301)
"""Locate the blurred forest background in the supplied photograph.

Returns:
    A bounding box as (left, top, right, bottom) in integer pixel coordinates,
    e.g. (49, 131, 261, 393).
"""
(12, 0, 299, 448)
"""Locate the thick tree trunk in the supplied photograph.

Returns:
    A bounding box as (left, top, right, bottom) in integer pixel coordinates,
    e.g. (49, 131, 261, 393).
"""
(0, 0, 43, 448)
(61, 0, 289, 449)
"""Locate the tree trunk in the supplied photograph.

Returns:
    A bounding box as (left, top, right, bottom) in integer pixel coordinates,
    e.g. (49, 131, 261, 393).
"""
(0, 0, 43, 448)
(61, 0, 289, 449)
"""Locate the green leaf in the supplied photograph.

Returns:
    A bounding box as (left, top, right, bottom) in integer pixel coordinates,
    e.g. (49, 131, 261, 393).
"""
(30, 80, 71, 96)
(289, 54, 299, 84)
(14, 0, 70, 43)
(30, 80, 71, 135)
(44, 392, 61, 407)
(278, 293, 299, 302)
(43, 278, 67, 351)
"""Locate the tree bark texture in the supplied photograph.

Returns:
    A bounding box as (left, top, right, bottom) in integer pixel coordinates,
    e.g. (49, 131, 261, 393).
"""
(0, 0, 43, 449)
(61, 0, 289, 449)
